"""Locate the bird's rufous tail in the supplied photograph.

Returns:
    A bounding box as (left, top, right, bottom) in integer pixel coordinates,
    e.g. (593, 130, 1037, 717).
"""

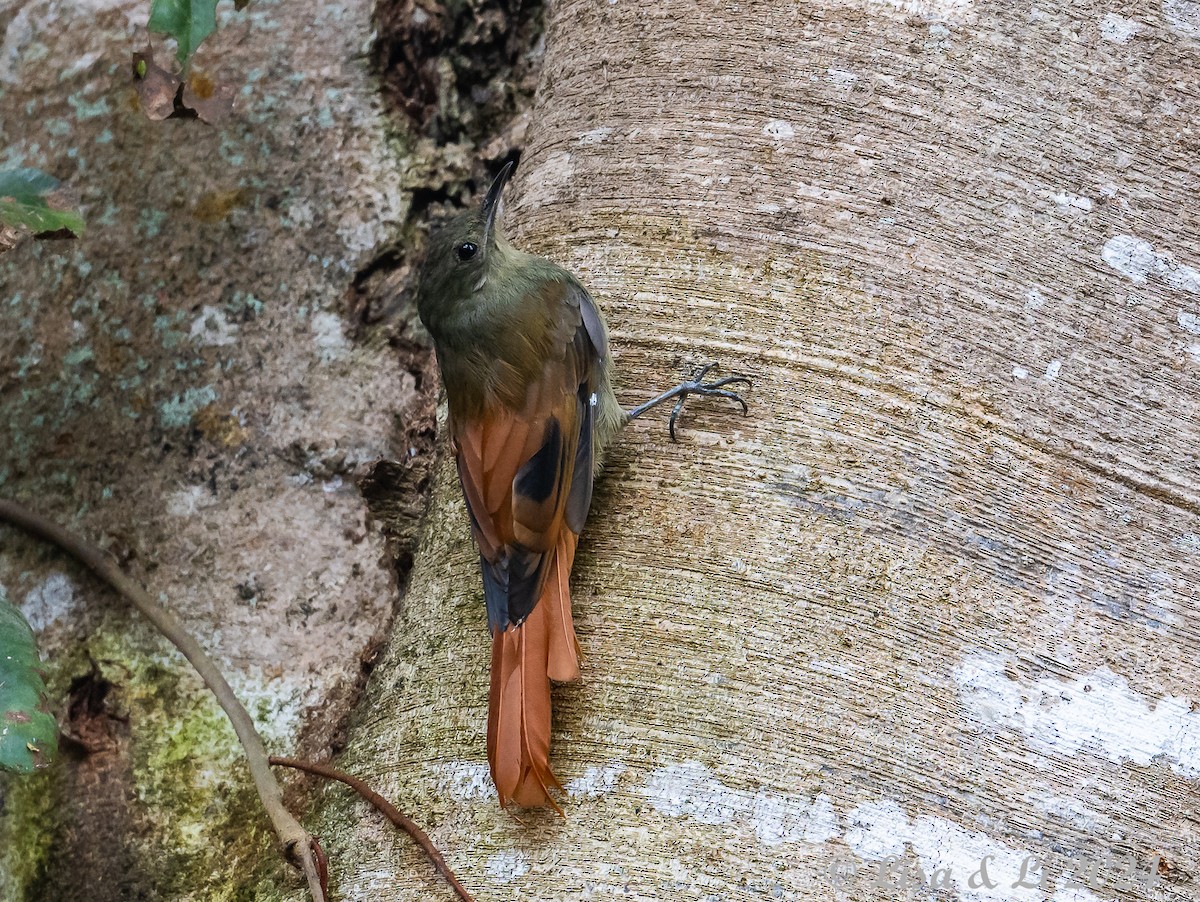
(487, 530, 581, 810)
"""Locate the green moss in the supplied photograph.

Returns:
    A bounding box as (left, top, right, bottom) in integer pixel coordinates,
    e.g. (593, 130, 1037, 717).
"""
(0, 620, 302, 900)
(0, 768, 61, 900)
(85, 630, 273, 898)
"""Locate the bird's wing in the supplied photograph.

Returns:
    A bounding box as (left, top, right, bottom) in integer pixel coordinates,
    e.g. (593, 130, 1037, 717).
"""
(451, 279, 604, 632)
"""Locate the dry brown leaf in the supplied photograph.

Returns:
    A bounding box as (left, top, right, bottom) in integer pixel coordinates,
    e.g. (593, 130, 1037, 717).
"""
(132, 47, 180, 121)
(182, 71, 236, 124)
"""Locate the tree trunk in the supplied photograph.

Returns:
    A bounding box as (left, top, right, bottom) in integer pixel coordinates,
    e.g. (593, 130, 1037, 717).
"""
(3, 0, 1199, 899)
(325, 1, 1200, 900)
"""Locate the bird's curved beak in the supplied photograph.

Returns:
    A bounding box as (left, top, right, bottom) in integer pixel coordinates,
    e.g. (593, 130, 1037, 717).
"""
(480, 160, 514, 252)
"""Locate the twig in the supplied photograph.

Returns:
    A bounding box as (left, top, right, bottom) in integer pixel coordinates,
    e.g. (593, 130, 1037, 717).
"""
(270, 756, 475, 902)
(0, 499, 327, 902)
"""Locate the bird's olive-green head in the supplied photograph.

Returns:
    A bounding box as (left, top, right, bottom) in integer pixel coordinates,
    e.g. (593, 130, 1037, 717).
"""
(414, 160, 601, 421)
(417, 161, 516, 339)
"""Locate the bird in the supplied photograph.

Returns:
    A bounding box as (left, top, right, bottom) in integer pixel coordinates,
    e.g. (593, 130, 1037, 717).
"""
(416, 160, 749, 810)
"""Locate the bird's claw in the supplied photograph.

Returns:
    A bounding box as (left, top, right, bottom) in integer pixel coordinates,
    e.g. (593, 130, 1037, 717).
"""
(668, 363, 752, 442)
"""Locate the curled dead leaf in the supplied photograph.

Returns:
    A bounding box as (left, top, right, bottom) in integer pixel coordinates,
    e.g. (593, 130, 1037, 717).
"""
(182, 72, 236, 124)
(132, 47, 180, 121)
(131, 46, 235, 125)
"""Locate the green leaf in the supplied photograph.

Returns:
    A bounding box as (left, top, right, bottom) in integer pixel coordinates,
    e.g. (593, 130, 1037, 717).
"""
(0, 168, 85, 237)
(0, 595, 57, 773)
(149, 0, 220, 64)
(0, 168, 58, 197)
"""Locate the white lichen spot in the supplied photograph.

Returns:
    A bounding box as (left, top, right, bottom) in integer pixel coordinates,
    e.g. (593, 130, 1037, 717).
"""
(1169, 265, 1200, 294)
(61, 50, 104, 80)
(643, 761, 836, 846)
(189, 305, 239, 347)
(826, 68, 858, 87)
(312, 311, 349, 360)
(1026, 787, 1103, 831)
(1102, 234, 1156, 282)
(809, 658, 850, 677)
(806, 793, 839, 842)
(0, 6, 36, 85)
(166, 485, 217, 517)
(845, 798, 1043, 901)
(577, 126, 613, 145)
(228, 669, 306, 743)
(1044, 359, 1062, 380)
(1047, 190, 1093, 212)
(644, 761, 740, 824)
(756, 202, 782, 214)
(285, 199, 315, 229)
(76, 0, 145, 13)
(338, 198, 401, 256)
(1101, 234, 1200, 294)
(907, 816, 1042, 901)
(425, 761, 494, 801)
(1099, 12, 1141, 42)
(844, 799, 909, 859)
(486, 850, 530, 881)
(21, 573, 79, 632)
(1012, 366, 1029, 380)
(567, 761, 626, 799)
(159, 385, 218, 428)
(753, 791, 839, 845)
(762, 119, 796, 141)
(1025, 286, 1046, 310)
(1178, 311, 1200, 335)
(1172, 533, 1200, 553)
(955, 653, 1200, 777)
(1163, 0, 1200, 38)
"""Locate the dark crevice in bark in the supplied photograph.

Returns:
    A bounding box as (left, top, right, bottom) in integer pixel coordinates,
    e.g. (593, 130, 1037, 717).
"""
(373, 0, 545, 145)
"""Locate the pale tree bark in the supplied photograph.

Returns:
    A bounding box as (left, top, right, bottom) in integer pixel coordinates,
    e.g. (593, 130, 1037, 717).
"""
(322, 1, 1200, 900)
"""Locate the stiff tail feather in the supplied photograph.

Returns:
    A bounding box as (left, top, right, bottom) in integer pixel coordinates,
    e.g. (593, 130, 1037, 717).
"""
(487, 531, 581, 809)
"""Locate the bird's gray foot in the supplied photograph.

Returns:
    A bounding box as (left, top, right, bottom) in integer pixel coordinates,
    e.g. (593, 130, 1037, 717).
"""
(626, 363, 752, 441)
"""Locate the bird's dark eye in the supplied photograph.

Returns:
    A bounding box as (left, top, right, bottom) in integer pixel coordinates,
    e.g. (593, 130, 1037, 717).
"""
(456, 241, 478, 261)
